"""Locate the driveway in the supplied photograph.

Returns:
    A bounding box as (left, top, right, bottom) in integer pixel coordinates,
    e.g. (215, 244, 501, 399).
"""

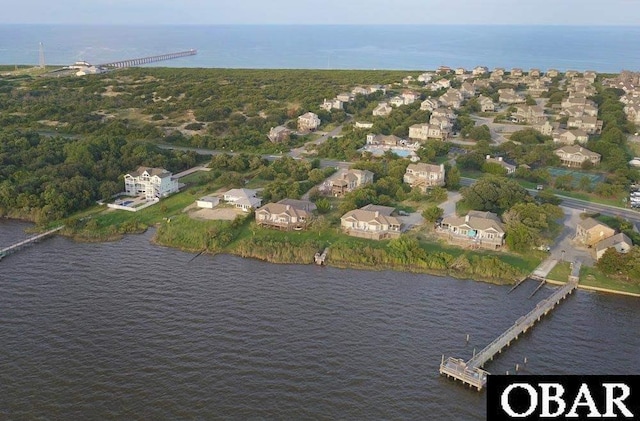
(549, 206, 594, 267)
(438, 191, 461, 217)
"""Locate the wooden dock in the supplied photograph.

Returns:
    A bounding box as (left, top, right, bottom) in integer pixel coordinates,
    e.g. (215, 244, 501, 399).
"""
(440, 269, 579, 390)
(0, 226, 64, 260)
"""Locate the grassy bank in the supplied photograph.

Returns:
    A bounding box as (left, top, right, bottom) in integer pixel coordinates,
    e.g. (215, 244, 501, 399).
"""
(547, 261, 640, 295)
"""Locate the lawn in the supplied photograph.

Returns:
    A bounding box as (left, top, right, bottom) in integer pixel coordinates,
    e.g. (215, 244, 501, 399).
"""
(547, 261, 640, 295)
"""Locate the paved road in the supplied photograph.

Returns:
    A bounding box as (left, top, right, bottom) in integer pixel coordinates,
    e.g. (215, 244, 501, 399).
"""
(460, 177, 640, 225)
(290, 119, 350, 158)
(471, 115, 522, 144)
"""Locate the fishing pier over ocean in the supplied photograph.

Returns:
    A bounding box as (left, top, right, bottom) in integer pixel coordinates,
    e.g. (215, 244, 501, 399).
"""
(439, 262, 581, 390)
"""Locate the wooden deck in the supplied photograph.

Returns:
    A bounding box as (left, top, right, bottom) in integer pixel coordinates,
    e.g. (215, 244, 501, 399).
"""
(0, 226, 64, 260)
(440, 268, 579, 390)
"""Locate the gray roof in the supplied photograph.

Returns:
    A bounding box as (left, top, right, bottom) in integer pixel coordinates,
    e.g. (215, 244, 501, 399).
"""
(595, 233, 632, 253)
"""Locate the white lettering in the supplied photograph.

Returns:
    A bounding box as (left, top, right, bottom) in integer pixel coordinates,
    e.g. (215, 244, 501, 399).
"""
(540, 383, 566, 417)
(603, 383, 634, 418)
(567, 383, 602, 418)
(501, 383, 538, 418)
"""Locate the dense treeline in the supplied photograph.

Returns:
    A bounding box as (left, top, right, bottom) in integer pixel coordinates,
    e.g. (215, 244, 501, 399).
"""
(0, 129, 198, 222)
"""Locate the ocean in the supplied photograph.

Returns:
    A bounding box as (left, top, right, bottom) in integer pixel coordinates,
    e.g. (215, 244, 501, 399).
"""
(1, 221, 640, 419)
(0, 24, 639, 72)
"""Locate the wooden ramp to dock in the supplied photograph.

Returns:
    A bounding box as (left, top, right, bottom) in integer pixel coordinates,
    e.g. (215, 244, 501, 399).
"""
(0, 226, 64, 260)
(440, 276, 578, 390)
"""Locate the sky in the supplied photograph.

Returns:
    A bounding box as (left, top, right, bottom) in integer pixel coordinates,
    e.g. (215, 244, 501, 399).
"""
(2, 0, 640, 25)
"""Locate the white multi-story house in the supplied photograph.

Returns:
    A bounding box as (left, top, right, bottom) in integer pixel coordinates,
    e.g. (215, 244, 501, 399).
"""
(554, 145, 601, 168)
(341, 204, 402, 240)
(420, 97, 441, 111)
(124, 167, 179, 200)
(440, 210, 506, 249)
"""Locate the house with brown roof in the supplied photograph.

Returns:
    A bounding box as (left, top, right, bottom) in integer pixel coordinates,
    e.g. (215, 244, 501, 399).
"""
(223, 188, 262, 212)
(440, 89, 463, 109)
(255, 201, 313, 231)
(575, 218, 615, 247)
(331, 169, 374, 196)
(554, 145, 601, 168)
(341, 204, 402, 240)
(595, 233, 632, 260)
(529, 68, 541, 77)
(547, 69, 559, 78)
(499, 89, 525, 104)
(440, 210, 506, 249)
(403, 163, 446, 191)
(472, 66, 489, 76)
(268, 126, 292, 143)
(298, 112, 321, 131)
(511, 68, 524, 77)
(320, 98, 344, 111)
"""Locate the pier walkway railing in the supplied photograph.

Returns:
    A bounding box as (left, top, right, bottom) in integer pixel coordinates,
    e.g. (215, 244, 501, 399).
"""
(440, 265, 580, 391)
(0, 226, 64, 260)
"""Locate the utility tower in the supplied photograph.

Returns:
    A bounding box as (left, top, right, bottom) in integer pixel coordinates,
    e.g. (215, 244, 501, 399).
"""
(39, 42, 45, 69)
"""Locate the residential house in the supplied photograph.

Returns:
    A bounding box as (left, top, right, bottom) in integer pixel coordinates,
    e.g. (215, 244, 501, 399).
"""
(485, 155, 516, 174)
(527, 79, 549, 97)
(255, 201, 312, 231)
(341, 204, 402, 240)
(547, 69, 559, 78)
(366, 134, 403, 146)
(369, 85, 386, 94)
(529, 68, 541, 77)
(298, 112, 321, 131)
(320, 98, 343, 111)
(583, 71, 597, 83)
(336, 92, 354, 103)
(124, 167, 179, 200)
(472, 66, 489, 76)
(511, 68, 524, 77)
(625, 104, 640, 124)
(566, 116, 602, 134)
(455, 67, 466, 75)
(474, 79, 491, 89)
(268, 126, 292, 143)
(478, 95, 495, 112)
(493, 68, 505, 76)
(554, 145, 601, 168)
(499, 89, 525, 104)
(430, 115, 453, 130)
(277, 198, 317, 212)
(437, 66, 452, 74)
(431, 107, 456, 120)
(351, 86, 370, 96)
(439, 89, 463, 109)
(222, 188, 262, 212)
(513, 105, 546, 124)
(402, 76, 415, 85)
(460, 81, 476, 98)
(575, 218, 615, 247)
(409, 123, 448, 141)
(565, 70, 580, 78)
(402, 90, 421, 104)
(434, 79, 451, 90)
(403, 163, 446, 191)
(553, 129, 589, 145)
(331, 169, 374, 196)
(595, 233, 632, 260)
(418, 72, 434, 83)
(355, 121, 374, 129)
(440, 210, 506, 249)
(536, 121, 555, 136)
(389, 96, 406, 107)
(421, 97, 441, 111)
(372, 102, 393, 117)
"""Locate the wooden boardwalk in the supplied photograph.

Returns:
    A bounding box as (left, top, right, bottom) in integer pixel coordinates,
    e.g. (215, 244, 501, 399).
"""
(440, 268, 579, 390)
(0, 226, 64, 260)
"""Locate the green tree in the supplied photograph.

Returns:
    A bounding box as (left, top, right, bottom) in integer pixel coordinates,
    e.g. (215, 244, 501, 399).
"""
(460, 176, 531, 214)
(422, 205, 444, 222)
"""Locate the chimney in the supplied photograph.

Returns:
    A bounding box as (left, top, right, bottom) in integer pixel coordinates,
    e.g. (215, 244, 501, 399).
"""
(465, 214, 470, 223)
(579, 147, 583, 152)
(286, 205, 290, 211)
(375, 211, 379, 218)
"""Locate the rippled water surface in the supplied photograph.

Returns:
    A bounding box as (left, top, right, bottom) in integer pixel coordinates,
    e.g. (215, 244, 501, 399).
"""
(1, 222, 639, 419)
